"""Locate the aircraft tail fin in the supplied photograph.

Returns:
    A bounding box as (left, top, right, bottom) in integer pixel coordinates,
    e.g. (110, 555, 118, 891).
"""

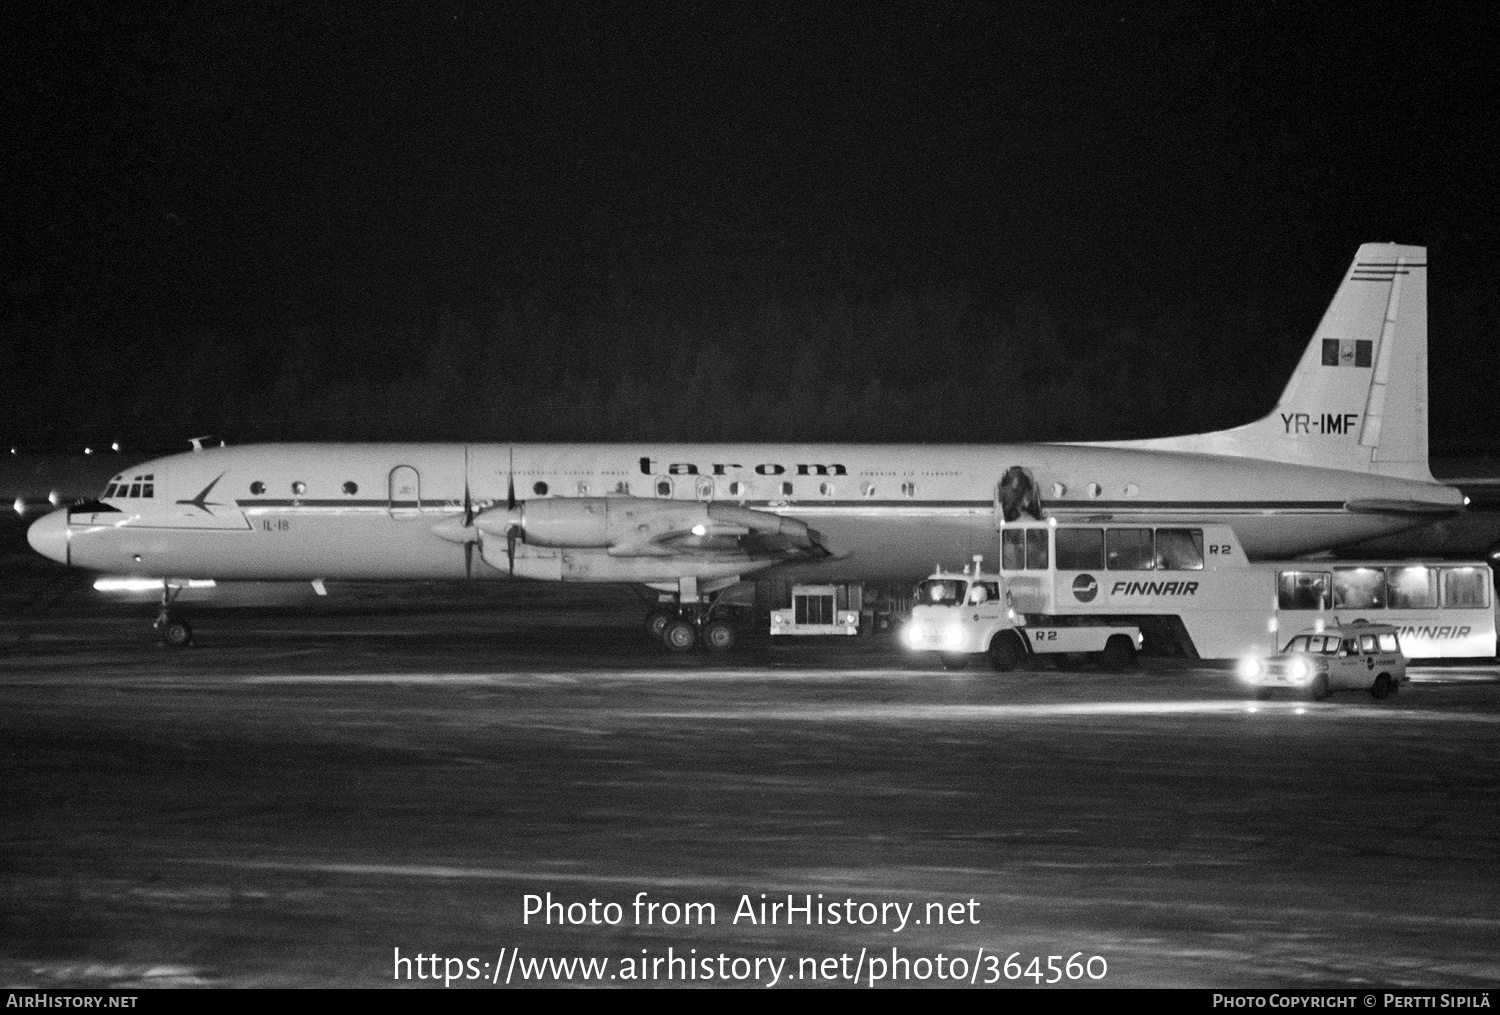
(1106, 243, 1433, 482)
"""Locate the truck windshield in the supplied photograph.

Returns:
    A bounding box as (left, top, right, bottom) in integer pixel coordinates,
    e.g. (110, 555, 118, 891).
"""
(916, 579, 967, 606)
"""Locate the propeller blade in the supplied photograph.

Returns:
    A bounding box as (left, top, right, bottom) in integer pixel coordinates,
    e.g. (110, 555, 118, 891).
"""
(463, 482, 474, 527)
(507, 448, 516, 510)
(506, 526, 518, 576)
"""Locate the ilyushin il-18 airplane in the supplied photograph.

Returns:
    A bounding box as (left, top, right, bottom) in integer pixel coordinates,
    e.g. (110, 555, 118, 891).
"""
(27, 243, 1463, 648)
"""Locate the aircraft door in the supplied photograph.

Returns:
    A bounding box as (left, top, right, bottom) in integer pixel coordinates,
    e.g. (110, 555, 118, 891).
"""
(389, 465, 422, 519)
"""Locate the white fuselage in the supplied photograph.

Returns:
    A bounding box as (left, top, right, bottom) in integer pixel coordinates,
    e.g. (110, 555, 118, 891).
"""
(31, 441, 1464, 584)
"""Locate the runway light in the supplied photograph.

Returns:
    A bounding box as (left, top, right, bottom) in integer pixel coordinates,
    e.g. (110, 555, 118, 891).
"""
(691, 524, 707, 536)
(111, 441, 120, 452)
(84, 447, 92, 454)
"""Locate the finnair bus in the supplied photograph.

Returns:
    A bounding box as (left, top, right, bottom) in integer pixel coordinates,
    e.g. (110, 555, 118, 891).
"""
(995, 520, 1496, 660)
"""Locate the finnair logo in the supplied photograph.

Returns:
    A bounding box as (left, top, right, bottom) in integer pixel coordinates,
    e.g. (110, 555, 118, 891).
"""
(1072, 574, 1098, 603)
(1110, 580, 1200, 596)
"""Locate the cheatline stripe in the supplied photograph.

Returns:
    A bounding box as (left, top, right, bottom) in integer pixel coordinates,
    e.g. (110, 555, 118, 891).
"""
(231, 498, 1357, 512)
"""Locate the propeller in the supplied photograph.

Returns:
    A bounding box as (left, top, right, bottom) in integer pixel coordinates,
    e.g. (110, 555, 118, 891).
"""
(461, 480, 475, 577)
(505, 448, 518, 574)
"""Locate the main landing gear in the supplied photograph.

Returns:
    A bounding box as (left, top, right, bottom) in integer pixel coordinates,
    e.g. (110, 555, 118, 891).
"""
(152, 584, 193, 648)
(644, 590, 742, 654)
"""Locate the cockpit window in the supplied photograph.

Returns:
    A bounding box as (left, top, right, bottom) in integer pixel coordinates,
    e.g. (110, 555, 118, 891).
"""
(915, 579, 967, 606)
(108, 474, 156, 499)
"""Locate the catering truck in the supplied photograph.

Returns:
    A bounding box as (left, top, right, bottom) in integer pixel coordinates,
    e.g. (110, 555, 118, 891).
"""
(903, 557, 1142, 670)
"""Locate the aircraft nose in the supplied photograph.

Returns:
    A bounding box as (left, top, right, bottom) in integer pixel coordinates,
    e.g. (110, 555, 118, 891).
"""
(27, 507, 70, 565)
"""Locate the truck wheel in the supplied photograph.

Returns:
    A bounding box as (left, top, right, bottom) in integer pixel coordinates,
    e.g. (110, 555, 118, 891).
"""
(1370, 673, 1393, 700)
(702, 619, 737, 653)
(940, 653, 969, 671)
(987, 633, 1022, 672)
(1309, 674, 1330, 701)
(1099, 635, 1136, 671)
(661, 619, 697, 653)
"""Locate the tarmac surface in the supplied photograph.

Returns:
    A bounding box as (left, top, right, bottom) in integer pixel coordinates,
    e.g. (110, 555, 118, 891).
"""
(3, 570, 1500, 988)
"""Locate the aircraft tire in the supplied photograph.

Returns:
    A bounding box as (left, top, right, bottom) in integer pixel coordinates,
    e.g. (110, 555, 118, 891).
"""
(661, 619, 697, 653)
(1309, 674, 1330, 701)
(644, 607, 676, 642)
(1370, 673, 1393, 700)
(160, 615, 193, 648)
(702, 619, 736, 653)
(988, 633, 1022, 672)
(1099, 634, 1136, 671)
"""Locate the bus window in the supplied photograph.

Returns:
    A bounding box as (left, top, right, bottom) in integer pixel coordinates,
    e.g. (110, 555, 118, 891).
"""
(1026, 528, 1049, 570)
(1386, 566, 1437, 609)
(1333, 568, 1386, 609)
(1278, 570, 1331, 610)
(1441, 567, 1491, 608)
(1001, 529, 1025, 570)
(1106, 528, 1154, 570)
(1155, 528, 1204, 570)
(1056, 528, 1104, 570)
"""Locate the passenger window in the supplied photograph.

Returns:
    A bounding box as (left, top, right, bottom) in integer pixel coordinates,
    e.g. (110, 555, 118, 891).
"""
(1155, 528, 1204, 570)
(1386, 566, 1437, 608)
(727, 481, 742, 497)
(1278, 571, 1331, 610)
(781, 481, 793, 497)
(292, 481, 306, 495)
(1026, 528, 1049, 570)
(1359, 634, 1378, 652)
(1002, 529, 1025, 570)
(1441, 567, 1491, 608)
(1106, 528, 1154, 570)
(535, 481, 549, 496)
(1333, 568, 1386, 609)
(901, 481, 915, 497)
(1055, 528, 1104, 570)
(250, 481, 265, 495)
(343, 481, 358, 495)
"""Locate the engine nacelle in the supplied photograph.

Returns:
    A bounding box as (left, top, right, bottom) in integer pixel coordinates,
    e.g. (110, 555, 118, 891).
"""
(498, 544, 775, 584)
(474, 497, 816, 556)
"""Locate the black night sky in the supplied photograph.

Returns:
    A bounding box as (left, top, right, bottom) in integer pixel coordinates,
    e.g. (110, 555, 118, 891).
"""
(4, 4, 1496, 451)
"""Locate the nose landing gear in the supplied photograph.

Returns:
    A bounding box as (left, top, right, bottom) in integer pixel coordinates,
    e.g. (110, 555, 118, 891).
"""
(153, 584, 194, 647)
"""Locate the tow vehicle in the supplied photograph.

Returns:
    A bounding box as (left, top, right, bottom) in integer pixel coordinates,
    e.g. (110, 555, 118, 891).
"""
(903, 557, 1142, 671)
